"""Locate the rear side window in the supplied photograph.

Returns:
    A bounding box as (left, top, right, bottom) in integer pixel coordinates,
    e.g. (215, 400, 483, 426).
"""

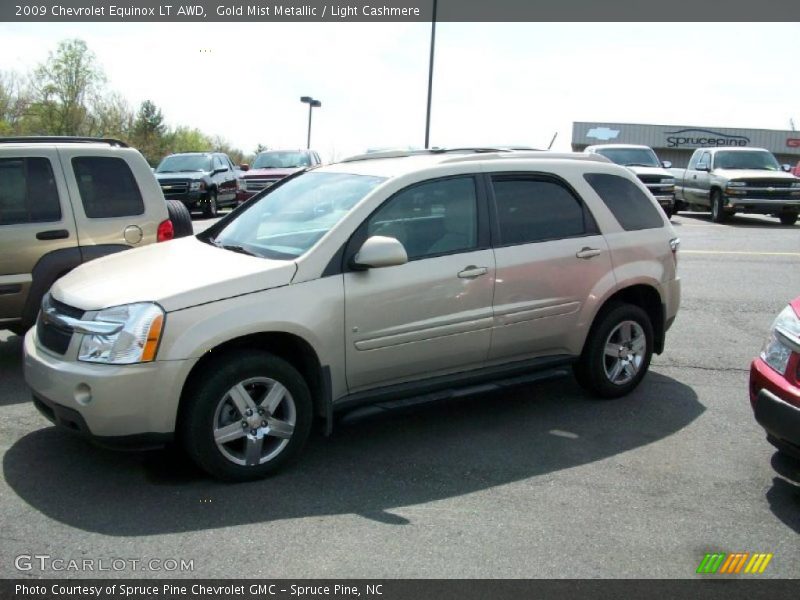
(72, 157, 144, 218)
(492, 177, 587, 245)
(584, 173, 664, 231)
(0, 157, 61, 225)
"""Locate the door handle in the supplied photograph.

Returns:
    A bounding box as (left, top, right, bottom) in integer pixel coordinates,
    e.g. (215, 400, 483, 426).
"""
(36, 229, 69, 241)
(576, 247, 602, 259)
(458, 266, 488, 279)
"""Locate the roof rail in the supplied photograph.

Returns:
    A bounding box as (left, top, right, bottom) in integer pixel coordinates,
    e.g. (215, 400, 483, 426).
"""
(340, 147, 516, 163)
(441, 151, 612, 164)
(0, 136, 129, 147)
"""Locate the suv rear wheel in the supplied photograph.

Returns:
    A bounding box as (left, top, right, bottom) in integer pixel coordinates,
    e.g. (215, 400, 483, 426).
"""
(779, 212, 798, 226)
(573, 303, 654, 399)
(180, 351, 313, 481)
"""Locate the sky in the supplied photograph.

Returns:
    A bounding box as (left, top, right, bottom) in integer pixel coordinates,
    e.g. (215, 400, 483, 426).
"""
(1, 22, 800, 160)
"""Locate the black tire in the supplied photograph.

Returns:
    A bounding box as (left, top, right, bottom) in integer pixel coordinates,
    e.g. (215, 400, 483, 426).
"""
(179, 351, 313, 481)
(710, 190, 727, 223)
(165, 200, 194, 238)
(573, 303, 654, 399)
(779, 212, 798, 226)
(203, 190, 218, 218)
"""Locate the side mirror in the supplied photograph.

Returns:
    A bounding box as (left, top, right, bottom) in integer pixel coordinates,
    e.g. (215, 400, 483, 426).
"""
(662, 160, 672, 169)
(696, 164, 710, 172)
(781, 164, 792, 172)
(213, 167, 229, 175)
(352, 236, 408, 269)
(240, 164, 250, 172)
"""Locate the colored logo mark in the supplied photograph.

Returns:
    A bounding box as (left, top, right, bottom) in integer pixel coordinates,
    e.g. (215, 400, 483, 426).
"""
(696, 552, 773, 574)
(586, 127, 620, 141)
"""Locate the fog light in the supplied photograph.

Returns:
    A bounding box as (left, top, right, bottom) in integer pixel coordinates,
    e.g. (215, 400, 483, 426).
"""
(74, 383, 92, 406)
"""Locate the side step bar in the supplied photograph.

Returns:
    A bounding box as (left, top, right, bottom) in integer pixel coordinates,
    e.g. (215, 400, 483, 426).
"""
(337, 367, 570, 425)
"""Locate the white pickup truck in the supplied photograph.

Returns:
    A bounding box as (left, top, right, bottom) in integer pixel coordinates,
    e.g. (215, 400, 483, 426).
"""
(584, 144, 676, 218)
(670, 147, 800, 224)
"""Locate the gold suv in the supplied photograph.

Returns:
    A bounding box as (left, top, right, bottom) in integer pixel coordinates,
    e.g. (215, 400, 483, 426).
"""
(23, 148, 681, 481)
(0, 136, 192, 335)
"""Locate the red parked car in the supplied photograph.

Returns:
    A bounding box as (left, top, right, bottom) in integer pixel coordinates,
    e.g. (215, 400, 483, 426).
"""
(749, 296, 800, 460)
(237, 149, 322, 202)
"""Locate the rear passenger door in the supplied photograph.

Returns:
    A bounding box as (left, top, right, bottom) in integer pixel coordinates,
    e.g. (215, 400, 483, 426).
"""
(0, 150, 76, 326)
(59, 150, 149, 250)
(487, 173, 613, 361)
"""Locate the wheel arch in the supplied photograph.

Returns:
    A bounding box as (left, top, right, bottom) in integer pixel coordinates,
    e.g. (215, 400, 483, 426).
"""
(584, 283, 666, 355)
(177, 331, 330, 432)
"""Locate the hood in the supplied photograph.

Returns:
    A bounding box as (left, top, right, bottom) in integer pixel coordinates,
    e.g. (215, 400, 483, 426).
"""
(51, 237, 297, 312)
(155, 171, 209, 181)
(625, 165, 671, 178)
(713, 169, 798, 181)
(242, 167, 302, 179)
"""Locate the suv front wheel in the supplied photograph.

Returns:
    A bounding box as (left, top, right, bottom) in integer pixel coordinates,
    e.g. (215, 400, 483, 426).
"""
(573, 303, 654, 399)
(180, 351, 313, 481)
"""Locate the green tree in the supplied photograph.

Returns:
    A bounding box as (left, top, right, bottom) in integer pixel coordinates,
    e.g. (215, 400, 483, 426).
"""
(131, 99, 166, 164)
(29, 39, 105, 135)
(0, 71, 32, 135)
(89, 92, 134, 140)
(165, 126, 212, 154)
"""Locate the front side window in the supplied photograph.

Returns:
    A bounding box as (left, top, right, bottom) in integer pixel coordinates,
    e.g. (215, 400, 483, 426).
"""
(72, 157, 144, 218)
(366, 177, 478, 260)
(210, 171, 385, 259)
(584, 173, 664, 231)
(0, 157, 61, 225)
(492, 177, 586, 245)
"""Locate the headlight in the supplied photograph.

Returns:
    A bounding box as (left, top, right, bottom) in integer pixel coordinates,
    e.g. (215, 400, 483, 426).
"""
(78, 303, 165, 364)
(660, 178, 675, 185)
(760, 304, 800, 375)
(727, 181, 747, 187)
(237, 179, 247, 191)
(190, 181, 206, 191)
(791, 182, 800, 189)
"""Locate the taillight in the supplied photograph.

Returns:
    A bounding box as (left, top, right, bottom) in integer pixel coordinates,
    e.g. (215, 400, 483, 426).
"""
(157, 219, 174, 242)
(669, 237, 680, 265)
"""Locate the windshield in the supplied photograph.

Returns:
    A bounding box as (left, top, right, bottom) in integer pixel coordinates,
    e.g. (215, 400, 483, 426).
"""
(156, 155, 212, 173)
(252, 151, 312, 169)
(714, 150, 781, 171)
(210, 171, 385, 259)
(596, 148, 661, 167)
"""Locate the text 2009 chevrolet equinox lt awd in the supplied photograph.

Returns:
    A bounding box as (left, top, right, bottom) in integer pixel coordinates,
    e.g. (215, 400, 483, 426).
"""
(24, 149, 681, 481)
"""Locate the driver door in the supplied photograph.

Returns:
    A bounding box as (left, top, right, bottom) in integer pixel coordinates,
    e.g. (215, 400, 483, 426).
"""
(343, 175, 495, 392)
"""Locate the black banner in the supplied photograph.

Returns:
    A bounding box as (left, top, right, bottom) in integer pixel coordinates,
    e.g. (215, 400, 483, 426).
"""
(2, 580, 800, 600)
(3, 0, 800, 22)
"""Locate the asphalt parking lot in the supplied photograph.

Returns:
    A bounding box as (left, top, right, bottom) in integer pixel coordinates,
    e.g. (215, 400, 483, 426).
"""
(0, 211, 797, 579)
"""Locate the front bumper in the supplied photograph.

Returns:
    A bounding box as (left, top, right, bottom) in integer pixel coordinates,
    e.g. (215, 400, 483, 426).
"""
(161, 190, 208, 207)
(23, 328, 194, 442)
(653, 194, 675, 209)
(749, 357, 800, 457)
(725, 196, 800, 214)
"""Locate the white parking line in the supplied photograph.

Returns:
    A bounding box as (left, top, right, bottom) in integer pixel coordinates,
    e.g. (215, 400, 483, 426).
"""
(682, 250, 800, 257)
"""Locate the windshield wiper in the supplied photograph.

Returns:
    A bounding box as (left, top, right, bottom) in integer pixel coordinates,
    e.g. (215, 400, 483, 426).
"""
(158, 170, 176, 173)
(625, 163, 656, 167)
(209, 237, 259, 257)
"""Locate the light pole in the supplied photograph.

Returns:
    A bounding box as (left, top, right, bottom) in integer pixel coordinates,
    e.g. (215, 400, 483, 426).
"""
(424, 0, 438, 149)
(300, 96, 321, 149)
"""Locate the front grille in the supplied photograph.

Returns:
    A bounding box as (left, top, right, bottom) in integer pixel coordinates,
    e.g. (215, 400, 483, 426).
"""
(159, 179, 190, 194)
(646, 184, 675, 196)
(741, 179, 793, 188)
(245, 178, 280, 192)
(637, 174, 663, 184)
(37, 298, 85, 355)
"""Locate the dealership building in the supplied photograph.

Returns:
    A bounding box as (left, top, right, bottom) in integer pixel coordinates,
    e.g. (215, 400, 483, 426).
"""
(571, 122, 800, 168)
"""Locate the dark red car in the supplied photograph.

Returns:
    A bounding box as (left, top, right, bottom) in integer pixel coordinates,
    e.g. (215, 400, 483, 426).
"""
(237, 150, 322, 202)
(749, 296, 800, 460)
